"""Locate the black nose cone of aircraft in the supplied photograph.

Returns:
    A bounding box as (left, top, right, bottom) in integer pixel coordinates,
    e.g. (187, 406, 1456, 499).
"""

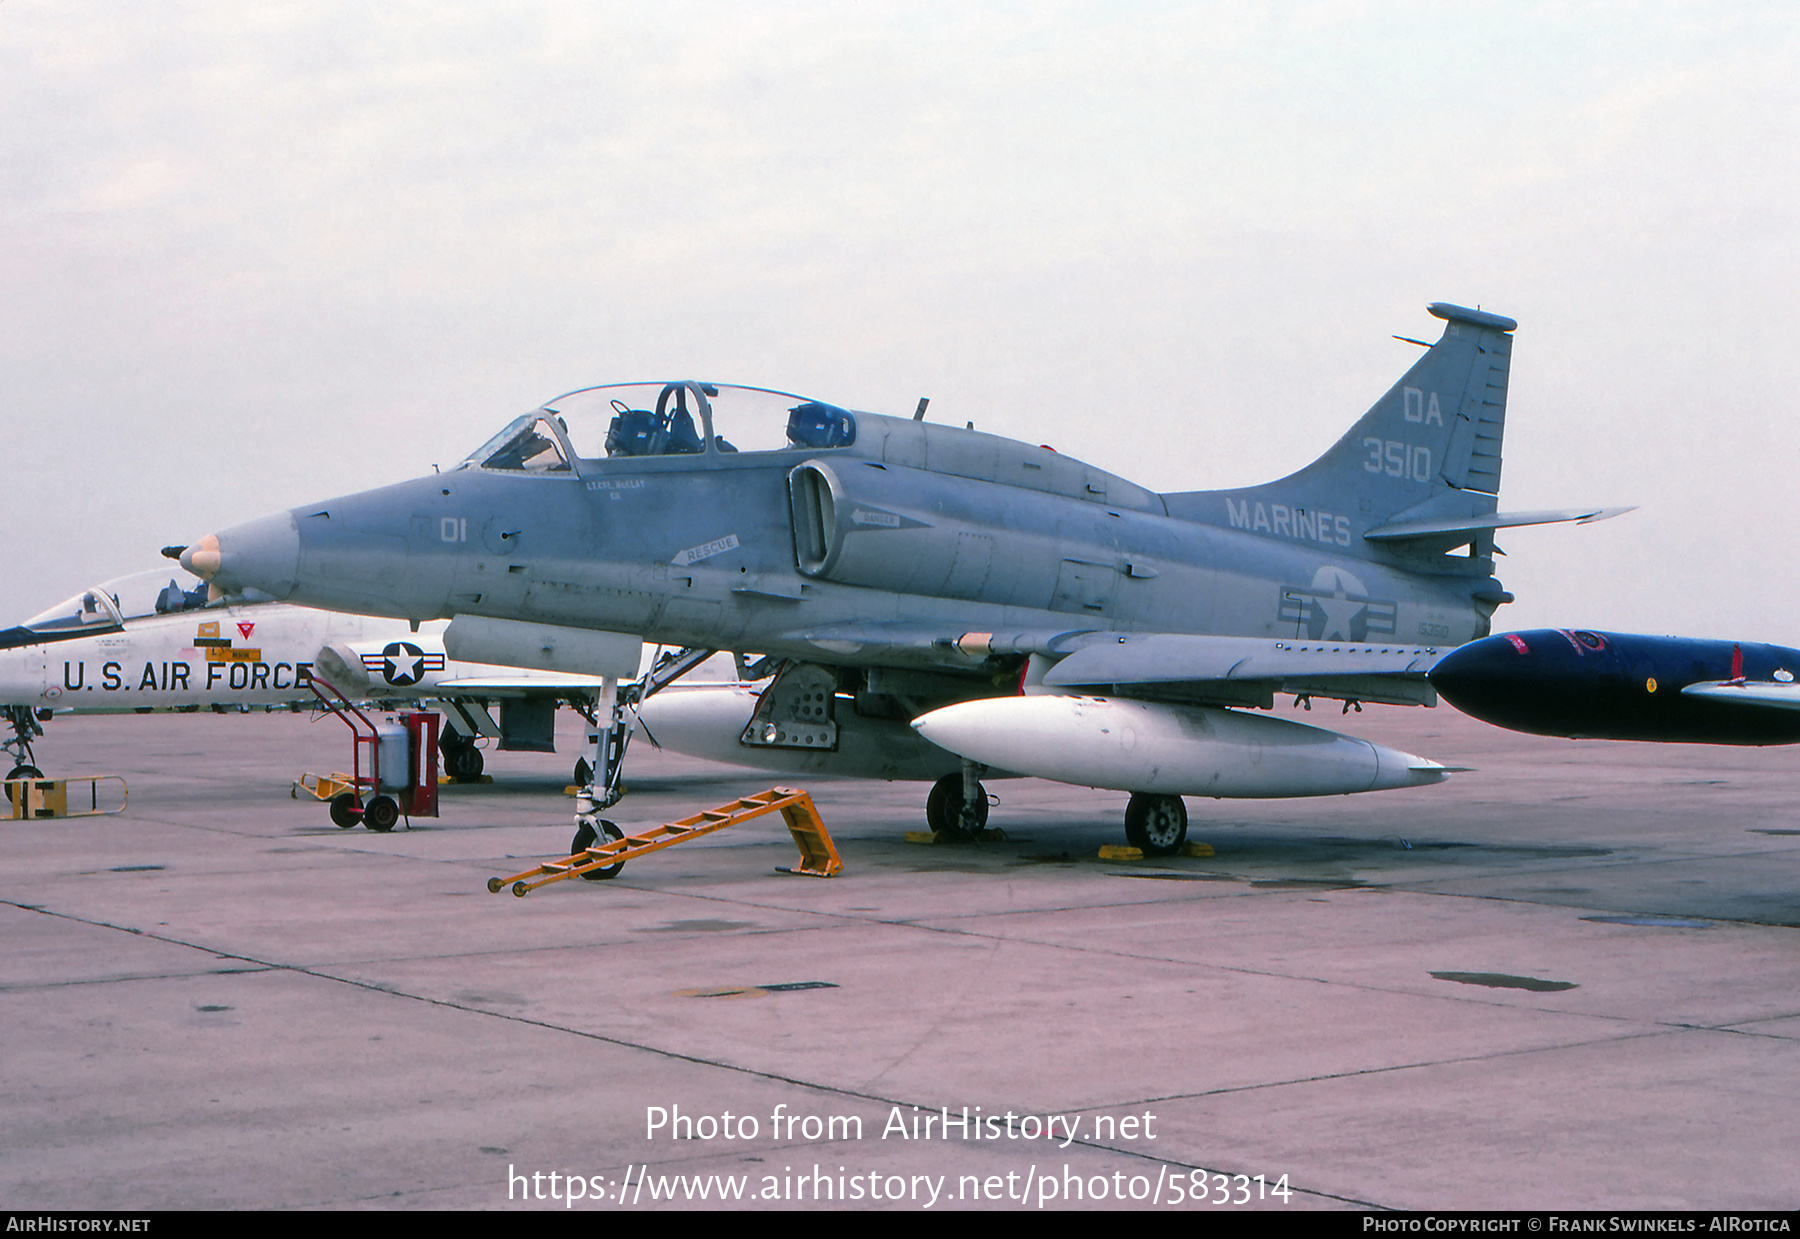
(1430, 630, 1800, 745)
(1430, 631, 1605, 738)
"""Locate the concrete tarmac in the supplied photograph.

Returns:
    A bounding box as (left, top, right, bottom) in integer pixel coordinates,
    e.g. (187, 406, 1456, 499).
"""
(4, 704, 1799, 1211)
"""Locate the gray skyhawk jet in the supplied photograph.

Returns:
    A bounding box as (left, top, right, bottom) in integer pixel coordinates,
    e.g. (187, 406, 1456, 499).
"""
(176, 303, 1625, 854)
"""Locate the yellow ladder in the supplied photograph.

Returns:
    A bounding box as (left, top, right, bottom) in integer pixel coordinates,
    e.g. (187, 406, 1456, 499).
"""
(488, 786, 841, 897)
(3, 776, 128, 820)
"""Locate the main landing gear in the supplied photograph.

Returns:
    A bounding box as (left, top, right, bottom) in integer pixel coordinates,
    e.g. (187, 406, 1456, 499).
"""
(924, 769, 1189, 858)
(438, 731, 486, 781)
(1123, 793, 1188, 856)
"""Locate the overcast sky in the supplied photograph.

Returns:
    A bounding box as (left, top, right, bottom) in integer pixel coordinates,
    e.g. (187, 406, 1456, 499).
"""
(4, 2, 1796, 639)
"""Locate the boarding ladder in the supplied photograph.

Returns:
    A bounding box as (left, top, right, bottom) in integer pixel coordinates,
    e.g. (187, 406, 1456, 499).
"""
(488, 786, 841, 897)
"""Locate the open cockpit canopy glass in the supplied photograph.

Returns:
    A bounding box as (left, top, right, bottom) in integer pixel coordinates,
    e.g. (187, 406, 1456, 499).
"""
(460, 382, 859, 474)
(7, 569, 218, 648)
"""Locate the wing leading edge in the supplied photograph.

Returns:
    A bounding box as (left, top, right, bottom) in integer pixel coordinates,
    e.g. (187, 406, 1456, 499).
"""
(1039, 633, 1444, 709)
(782, 621, 1444, 710)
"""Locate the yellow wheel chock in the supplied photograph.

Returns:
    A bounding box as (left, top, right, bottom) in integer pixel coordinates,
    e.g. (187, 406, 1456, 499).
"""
(487, 787, 841, 896)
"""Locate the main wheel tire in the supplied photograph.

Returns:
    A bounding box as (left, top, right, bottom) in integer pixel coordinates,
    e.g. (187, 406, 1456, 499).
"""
(444, 745, 484, 781)
(1124, 793, 1187, 856)
(6, 764, 44, 781)
(572, 819, 625, 879)
(573, 757, 593, 787)
(329, 793, 361, 828)
(926, 773, 989, 840)
(363, 795, 402, 833)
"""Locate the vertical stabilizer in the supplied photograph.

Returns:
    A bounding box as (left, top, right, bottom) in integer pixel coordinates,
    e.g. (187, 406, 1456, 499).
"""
(1171, 303, 1518, 550)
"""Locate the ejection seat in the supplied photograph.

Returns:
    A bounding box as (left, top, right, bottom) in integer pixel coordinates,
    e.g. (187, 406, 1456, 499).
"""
(787, 401, 856, 449)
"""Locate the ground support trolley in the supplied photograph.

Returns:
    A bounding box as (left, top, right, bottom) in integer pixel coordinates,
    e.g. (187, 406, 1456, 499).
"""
(296, 676, 439, 831)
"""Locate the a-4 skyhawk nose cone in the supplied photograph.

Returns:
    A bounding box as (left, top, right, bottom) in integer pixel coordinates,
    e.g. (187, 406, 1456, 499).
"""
(178, 511, 301, 599)
(179, 534, 221, 580)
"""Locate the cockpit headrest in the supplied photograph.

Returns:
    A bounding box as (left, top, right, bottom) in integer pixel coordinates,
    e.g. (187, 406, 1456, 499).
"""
(787, 402, 856, 449)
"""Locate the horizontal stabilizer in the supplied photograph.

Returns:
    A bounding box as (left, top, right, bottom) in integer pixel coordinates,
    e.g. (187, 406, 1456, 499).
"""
(1363, 507, 1635, 544)
(1680, 680, 1800, 711)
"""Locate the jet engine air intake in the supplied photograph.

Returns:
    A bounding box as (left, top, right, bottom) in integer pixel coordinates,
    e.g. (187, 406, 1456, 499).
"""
(787, 458, 1118, 609)
(789, 463, 836, 573)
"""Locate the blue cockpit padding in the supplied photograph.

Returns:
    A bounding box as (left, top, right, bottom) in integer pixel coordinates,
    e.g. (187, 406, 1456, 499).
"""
(605, 410, 660, 456)
(787, 402, 857, 449)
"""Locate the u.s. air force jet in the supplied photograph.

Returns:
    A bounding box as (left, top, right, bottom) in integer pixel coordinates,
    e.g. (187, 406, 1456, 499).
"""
(175, 303, 1626, 854)
(0, 567, 619, 783)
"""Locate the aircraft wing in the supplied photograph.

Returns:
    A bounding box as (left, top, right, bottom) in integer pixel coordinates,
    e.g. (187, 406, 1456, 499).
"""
(1040, 633, 1446, 708)
(786, 622, 1445, 709)
(793, 622, 1092, 659)
(1681, 680, 1800, 710)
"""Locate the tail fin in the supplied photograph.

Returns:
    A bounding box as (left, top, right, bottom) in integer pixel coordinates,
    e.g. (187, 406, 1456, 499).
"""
(1170, 302, 1518, 555)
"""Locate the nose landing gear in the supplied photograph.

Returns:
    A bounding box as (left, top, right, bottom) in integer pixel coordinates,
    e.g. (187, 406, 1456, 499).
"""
(4, 705, 45, 781)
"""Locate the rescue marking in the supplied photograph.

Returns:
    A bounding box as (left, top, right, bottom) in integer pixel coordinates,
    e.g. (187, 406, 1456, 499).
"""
(671, 535, 740, 567)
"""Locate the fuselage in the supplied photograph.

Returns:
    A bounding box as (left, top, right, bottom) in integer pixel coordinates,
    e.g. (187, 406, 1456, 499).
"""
(0, 603, 597, 714)
(182, 383, 1503, 673)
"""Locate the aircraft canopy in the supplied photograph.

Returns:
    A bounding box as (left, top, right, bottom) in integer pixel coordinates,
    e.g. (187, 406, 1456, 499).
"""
(21, 569, 213, 635)
(461, 382, 859, 472)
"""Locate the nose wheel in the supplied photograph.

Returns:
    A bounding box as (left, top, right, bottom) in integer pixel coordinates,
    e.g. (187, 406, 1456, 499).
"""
(926, 770, 990, 841)
(572, 818, 626, 879)
(3, 705, 45, 783)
